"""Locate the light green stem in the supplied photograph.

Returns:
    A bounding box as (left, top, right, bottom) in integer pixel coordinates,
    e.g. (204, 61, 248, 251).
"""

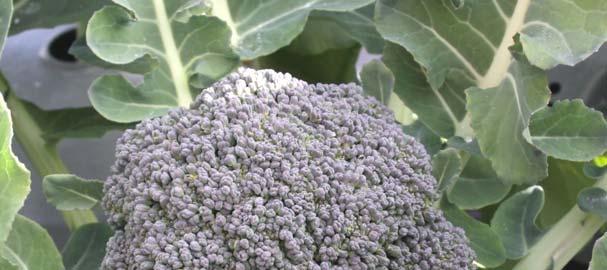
(152, 0, 192, 107)
(513, 174, 607, 270)
(0, 73, 98, 230)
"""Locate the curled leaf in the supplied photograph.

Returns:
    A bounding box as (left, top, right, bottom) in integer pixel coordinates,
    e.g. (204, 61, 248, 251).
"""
(578, 187, 607, 219)
(43, 174, 103, 211)
(491, 186, 545, 259)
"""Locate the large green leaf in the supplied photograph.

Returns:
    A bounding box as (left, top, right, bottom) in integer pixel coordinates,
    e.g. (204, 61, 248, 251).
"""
(445, 138, 511, 209)
(360, 59, 394, 106)
(287, 4, 383, 55)
(491, 186, 545, 259)
(539, 158, 594, 227)
(87, 1, 239, 123)
(0, 215, 63, 270)
(401, 121, 441, 156)
(62, 223, 113, 270)
(70, 36, 157, 75)
(519, 1, 607, 69)
(590, 233, 607, 270)
(209, 0, 373, 59)
(467, 60, 550, 185)
(255, 44, 360, 84)
(360, 58, 415, 126)
(43, 174, 104, 211)
(0, 0, 10, 57)
(376, 0, 607, 143)
(10, 0, 108, 34)
(432, 148, 461, 193)
(447, 137, 481, 156)
(528, 99, 607, 161)
(376, 0, 607, 90)
(383, 43, 468, 137)
(441, 199, 506, 268)
(0, 94, 30, 242)
(447, 153, 511, 210)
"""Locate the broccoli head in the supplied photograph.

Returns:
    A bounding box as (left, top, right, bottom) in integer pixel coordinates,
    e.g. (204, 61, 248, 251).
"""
(102, 68, 475, 269)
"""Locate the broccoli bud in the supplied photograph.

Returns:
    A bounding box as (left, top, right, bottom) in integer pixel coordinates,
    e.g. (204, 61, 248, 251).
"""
(102, 68, 475, 269)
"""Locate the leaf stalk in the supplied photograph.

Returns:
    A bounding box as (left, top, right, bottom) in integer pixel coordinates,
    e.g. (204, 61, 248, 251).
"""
(513, 173, 607, 270)
(152, 0, 192, 107)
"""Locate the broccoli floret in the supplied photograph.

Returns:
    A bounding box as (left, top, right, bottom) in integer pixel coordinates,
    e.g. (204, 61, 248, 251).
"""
(101, 68, 475, 269)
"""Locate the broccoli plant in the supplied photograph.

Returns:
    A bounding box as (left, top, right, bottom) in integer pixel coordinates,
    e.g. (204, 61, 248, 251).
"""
(0, 0, 606, 269)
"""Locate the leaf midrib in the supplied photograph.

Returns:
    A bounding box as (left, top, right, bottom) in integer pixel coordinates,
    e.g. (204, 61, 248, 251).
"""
(54, 184, 98, 204)
(152, 0, 192, 107)
(71, 229, 99, 270)
(478, 0, 531, 89)
(236, 0, 318, 40)
(2, 243, 27, 270)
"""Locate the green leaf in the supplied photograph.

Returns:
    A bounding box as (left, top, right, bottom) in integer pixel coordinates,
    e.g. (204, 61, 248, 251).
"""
(20, 100, 131, 142)
(447, 153, 511, 210)
(287, 4, 383, 55)
(360, 52, 415, 126)
(209, 0, 373, 59)
(375, 0, 607, 91)
(432, 148, 461, 193)
(360, 60, 394, 106)
(255, 45, 360, 84)
(69, 36, 157, 74)
(87, 2, 239, 123)
(578, 187, 607, 219)
(589, 233, 607, 270)
(43, 174, 104, 211)
(441, 199, 506, 268)
(0, 0, 10, 57)
(383, 42, 468, 138)
(10, 0, 108, 34)
(0, 257, 17, 270)
(539, 158, 594, 227)
(447, 137, 481, 156)
(447, 138, 511, 209)
(401, 120, 442, 156)
(596, 154, 607, 167)
(0, 215, 63, 270)
(491, 186, 545, 259)
(519, 1, 607, 70)
(527, 99, 607, 161)
(450, 0, 464, 9)
(0, 94, 30, 242)
(467, 60, 550, 185)
(62, 223, 113, 270)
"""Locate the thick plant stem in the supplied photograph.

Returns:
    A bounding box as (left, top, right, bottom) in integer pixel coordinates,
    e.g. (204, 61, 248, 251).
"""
(0, 73, 98, 230)
(513, 174, 607, 270)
